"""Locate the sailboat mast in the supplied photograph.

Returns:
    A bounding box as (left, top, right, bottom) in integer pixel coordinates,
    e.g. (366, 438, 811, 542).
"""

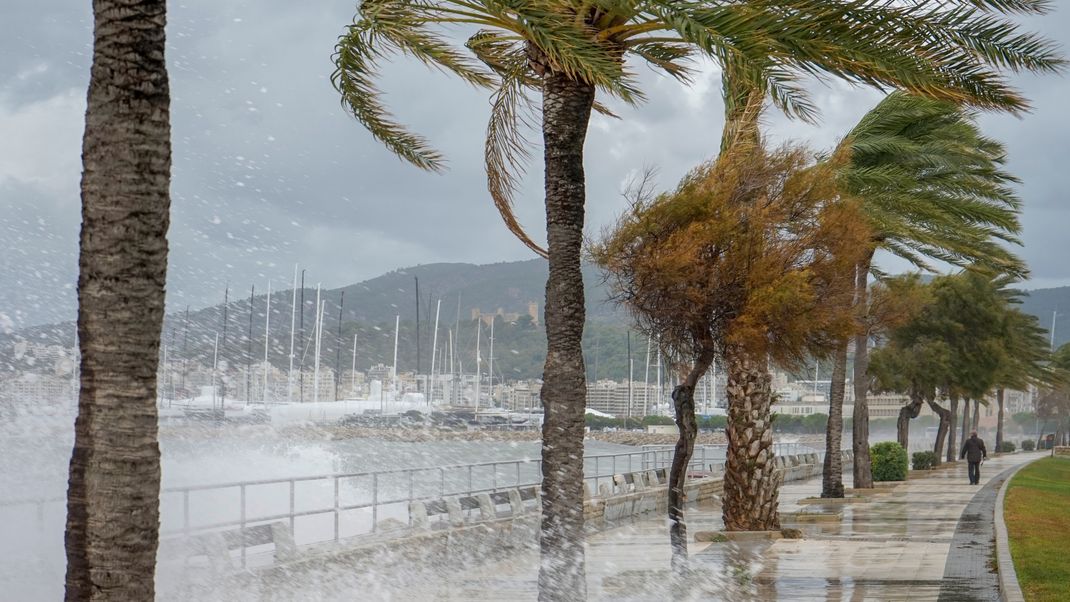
(221, 284, 229, 408)
(655, 337, 661, 414)
(415, 277, 421, 376)
(182, 305, 189, 392)
(264, 280, 271, 404)
(335, 291, 344, 401)
(392, 314, 400, 407)
(474, 318, 482, 413)
(288, 265, 297, 403)
(1051, 310, 1058, 351)
(351, 333, 358, 397)
(448, 329, 455, 405)
(247, 284, 254, 404)
(488, 316, 494, 407)
(429, 299, 441, 405)
(644, 336, 651, 417)
(313, 285, 322, 404)
(299, 270, 305, 403)
(212, 332, 219, 407)
(627, 331, 633, 429)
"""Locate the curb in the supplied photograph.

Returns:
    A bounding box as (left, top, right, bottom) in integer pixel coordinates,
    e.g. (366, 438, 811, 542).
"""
(994, 454, 1043, 602)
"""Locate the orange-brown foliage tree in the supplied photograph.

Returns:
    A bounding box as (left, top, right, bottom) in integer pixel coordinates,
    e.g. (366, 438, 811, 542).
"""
(592, 137, 866, 576)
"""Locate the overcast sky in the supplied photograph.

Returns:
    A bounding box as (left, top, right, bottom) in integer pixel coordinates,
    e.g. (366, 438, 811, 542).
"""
(1, 0, 1068, 330)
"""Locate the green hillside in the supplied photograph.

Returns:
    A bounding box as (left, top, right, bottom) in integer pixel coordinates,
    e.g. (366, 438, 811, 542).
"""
(6, 258, 1070, 379)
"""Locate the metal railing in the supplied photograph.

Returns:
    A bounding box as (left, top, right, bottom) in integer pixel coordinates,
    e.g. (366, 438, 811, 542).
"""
(159, 446, 729, 549)
(1, 442, 826, 568)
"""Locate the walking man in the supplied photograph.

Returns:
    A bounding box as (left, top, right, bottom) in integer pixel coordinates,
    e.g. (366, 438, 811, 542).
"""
(960, 430, 988, 485)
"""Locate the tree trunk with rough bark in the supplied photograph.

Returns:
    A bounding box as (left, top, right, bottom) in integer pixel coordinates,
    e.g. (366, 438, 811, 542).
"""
(537, 70, 594, 602)
(723, 347, 780, 531)
(947, 394, 959, 463)
(995, 388, 1005, 451)
(897, 391, 923, 452)
(821, 342, 848, 498)
(961, 397, 972, 445)
(852, 250, 876, 488)
(928, 399, 951, 466)
(65, 1, 171, 599)
(668, 353, 714, 582)
(972, 398, 981, 433)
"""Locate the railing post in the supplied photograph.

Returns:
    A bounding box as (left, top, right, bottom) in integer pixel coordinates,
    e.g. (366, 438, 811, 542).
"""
(492, 462, 498, 491)
(183, 489, 190, 535)
(440, 468, 445, 497)
(333, 477, 340, 542)
(613, 455, 617, 477)
(289, 480, 295, 532)
(408, 470, 414, 501)
(516, 461, 520, 487)
(372, 473, 379, 533)
(467, 465, 473, 495)
(240, 484, 247, 568)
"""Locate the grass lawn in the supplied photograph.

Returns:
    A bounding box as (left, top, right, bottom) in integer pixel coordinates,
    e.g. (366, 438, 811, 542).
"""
(1004, 456, 1070, 602)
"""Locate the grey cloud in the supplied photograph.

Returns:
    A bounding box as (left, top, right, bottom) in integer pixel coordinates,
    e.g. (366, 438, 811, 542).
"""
(1, 0, 1068, 330)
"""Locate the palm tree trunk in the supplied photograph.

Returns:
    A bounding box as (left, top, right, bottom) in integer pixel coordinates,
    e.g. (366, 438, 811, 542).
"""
(852, 249, 876, 488)
(668, 351, 714, 580)
(821, 342, 848, 498)
(65, 1, 170, 599)
(537, 69, 594, 602)
(961, 396, 972, 444)
(996, 388, 1005, 451)
(723, 346, 780, 531)
(947, 394, 959, 463)
(972, 398, 981, 432)
(928, 399, 950, 467)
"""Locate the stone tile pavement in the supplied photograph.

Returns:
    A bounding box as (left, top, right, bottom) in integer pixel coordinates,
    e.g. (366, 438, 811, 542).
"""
(357, 451, 1046, 600)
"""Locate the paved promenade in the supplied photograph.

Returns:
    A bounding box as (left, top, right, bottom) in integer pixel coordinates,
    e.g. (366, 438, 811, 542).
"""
(393, 451, 1043, 601)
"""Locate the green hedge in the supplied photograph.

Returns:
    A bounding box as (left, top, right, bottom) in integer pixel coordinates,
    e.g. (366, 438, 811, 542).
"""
(1022, 439, 1036, 452)
(912, 451, 937, 470)
(999, 440, 1016, 453)
(871, 441, 908, 481)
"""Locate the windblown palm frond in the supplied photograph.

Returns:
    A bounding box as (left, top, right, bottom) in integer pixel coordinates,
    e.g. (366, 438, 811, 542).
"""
(332, 0, 1062, 255)
(833, 92, 1027, 278)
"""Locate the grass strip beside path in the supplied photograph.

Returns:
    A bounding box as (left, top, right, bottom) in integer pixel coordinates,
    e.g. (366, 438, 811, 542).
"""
(1004, 456, 1070, 601)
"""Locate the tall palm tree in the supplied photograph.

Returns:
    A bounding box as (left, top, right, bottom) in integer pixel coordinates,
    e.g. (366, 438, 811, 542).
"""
(821, 92, 1027, 494)
(65, 0, 171, 599)
(593, 137, 863, 571)
(992, 307, 1050, 450)
(332, 0, 1060, 595)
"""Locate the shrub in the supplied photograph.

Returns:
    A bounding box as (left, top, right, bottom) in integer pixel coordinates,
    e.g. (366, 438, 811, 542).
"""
(1022, 439, 1036, 452)
(871, 441, 908, 481)
(999, 440, 1016, 453)
(912, 451, 937, 470)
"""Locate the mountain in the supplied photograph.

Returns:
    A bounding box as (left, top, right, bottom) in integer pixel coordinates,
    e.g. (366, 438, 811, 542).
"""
(1015, 286, 1068, 348)
(0, 259, 639, 379)
(7, 259, 1070, 379)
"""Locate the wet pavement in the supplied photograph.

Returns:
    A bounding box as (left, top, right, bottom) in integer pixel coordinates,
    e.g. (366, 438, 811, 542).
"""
(262, 451, 1046, 600)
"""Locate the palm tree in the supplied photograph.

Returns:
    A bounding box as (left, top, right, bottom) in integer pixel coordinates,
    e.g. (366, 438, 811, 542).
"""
(992, 308, 1050, 450)
(332, 0, 1060, 594)
(65, 0, 171, 599)
(822, 92, 1028, 493)
(594, 137, 864, 573)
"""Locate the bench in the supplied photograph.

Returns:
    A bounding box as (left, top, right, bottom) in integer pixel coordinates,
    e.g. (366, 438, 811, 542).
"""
(161, 521, 297, 575)
(409, 485, 540, 531)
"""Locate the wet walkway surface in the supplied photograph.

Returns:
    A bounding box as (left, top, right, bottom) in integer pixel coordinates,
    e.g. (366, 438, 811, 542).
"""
(938, 464, 1019, 601)
(264, 451, 1046, 601)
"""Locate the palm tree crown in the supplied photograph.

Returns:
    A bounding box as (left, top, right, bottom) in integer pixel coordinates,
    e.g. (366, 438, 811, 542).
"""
(834, 92, 1026, 275)
(333, 0, 1062, 254)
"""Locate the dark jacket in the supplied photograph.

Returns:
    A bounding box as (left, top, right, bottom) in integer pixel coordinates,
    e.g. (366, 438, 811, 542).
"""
(961, 436, 987, 462)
